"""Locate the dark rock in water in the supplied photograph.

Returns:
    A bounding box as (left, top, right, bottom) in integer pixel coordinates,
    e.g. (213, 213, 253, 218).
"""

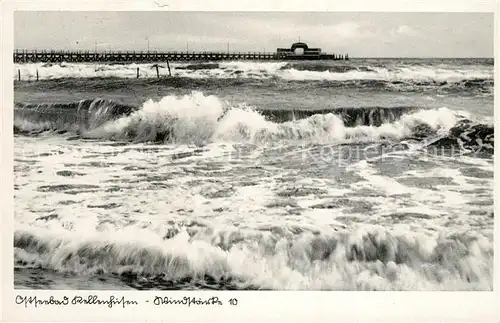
(451, 121, 493, 144)
(449, 119, 474, 137)
(430, 137, 459, 148)
(430, 119, 494, 154)
(410, 123, 437, 139)
(466, 124, 493, 139)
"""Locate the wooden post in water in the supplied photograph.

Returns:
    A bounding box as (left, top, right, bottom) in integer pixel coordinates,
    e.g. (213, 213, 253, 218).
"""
(166, 59, 171, 77)
(36, 69, 39, 81)
(18, 69, 21, 81)
(137, 67, 140, 78)
(155, 64, 160, 78)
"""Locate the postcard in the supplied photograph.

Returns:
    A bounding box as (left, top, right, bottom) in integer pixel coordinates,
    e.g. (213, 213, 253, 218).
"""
(1, 1, 498, 322)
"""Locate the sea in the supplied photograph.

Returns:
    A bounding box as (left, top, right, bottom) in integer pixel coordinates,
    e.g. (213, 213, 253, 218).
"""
(13, 58, 494, 290)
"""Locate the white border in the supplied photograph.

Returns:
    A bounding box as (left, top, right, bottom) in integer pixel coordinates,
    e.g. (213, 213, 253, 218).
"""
(3, 0, 497, 12)
(1, 1, 499, 322)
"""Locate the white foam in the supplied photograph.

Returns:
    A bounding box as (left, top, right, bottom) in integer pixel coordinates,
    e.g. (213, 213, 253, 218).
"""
(14, 61, 493, 82)
(14, 223, 493, 290)
(75, 92, 463, 146)
(13, 91, 493, 290)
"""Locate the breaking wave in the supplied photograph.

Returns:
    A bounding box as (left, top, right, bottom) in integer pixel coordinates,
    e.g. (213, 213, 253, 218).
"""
(279, 62, 376, 73)
(14, 225, 493, 290)
(14, 61, 493, 94)
(14, 92, 493, 152)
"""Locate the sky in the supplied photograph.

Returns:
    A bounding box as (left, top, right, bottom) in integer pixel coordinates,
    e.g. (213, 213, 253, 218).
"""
(14, 11, 494, 57)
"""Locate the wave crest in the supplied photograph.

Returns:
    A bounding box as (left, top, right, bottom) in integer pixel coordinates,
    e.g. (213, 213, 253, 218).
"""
(14, 92, 493, 152)
(14, 226, 493, 290)
(14, 61, 493, 90)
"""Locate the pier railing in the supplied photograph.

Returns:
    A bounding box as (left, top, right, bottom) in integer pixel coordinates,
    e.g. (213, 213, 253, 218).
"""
(13, 49, 349, 63)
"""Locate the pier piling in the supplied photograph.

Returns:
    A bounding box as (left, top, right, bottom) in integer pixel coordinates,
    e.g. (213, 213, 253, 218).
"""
(18, 69, 20, 81)
(36, 69, 39, 81)
(166, 60, 171, 77)
(137, 67, 140, 78)
(155, 64, 160, 78)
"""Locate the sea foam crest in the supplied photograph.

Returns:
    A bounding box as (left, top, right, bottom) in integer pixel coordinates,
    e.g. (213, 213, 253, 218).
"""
(14, 61, 493, 83)
(14, 225, 493, 290)
(86, 92, 459, 144)
(15, 92, 490, 150)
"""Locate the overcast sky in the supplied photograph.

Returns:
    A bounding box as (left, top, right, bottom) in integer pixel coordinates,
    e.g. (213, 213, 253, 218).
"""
(14, 11, 493, 57)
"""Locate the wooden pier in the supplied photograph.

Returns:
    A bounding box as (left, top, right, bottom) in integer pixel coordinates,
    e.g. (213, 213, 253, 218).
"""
(13, 49, 349, 63)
